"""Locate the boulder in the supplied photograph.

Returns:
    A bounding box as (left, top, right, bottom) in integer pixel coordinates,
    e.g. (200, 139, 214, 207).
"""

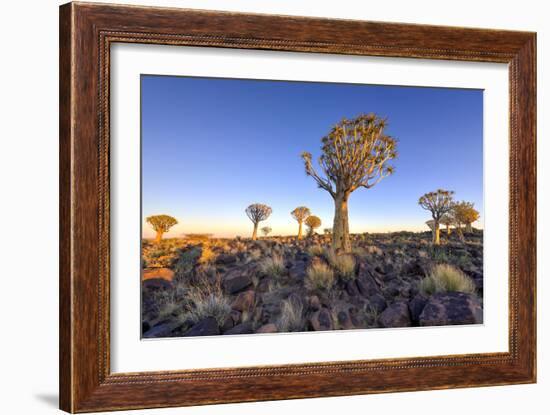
(356, 274, 381, 298)
(216, 253, 238, 265)
(288, 261, 308, 280)
(256, 323, 278, 334)
(223, 269, 252, 294)
(143, 321, 181, 338)
(231, 290, 256, 312)
(378, 302, 412, 328)
(419, 292, 483, 326)
(224, 321, 254, 335)
(308, 295, 321, 311)
(309, 308, 333, 331)
(142, 278, 172, 291)
(337, 310, 354, 330)
(408, 293, 429, 323)
(345, 280, 359, 297)
(368, 294, 387, 313)
(183, 317, 220, 337)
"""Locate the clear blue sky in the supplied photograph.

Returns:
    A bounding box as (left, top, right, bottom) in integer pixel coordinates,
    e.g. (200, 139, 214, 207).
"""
(141, 75, 483, 238)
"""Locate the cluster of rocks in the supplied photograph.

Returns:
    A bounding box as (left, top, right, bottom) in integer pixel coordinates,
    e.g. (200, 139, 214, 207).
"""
(142, 230, 483, 338)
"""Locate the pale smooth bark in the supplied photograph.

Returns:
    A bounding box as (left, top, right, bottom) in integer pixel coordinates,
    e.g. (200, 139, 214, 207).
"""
(297, 221, 303, 240)
(155, 231, 164, 244)
(332, 192, 351, 252)
(252, 222, 259, 240)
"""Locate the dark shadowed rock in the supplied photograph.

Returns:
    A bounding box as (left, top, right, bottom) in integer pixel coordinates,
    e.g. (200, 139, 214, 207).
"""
(308, 295, 321, 311)
(409, 293, 429, 323)
(231, 290, 256, 312)
(337, 310, 354, 330)
(309, 308, 333, 331)
(143, 320, 184, 338)
(256, 323, 278, 334)
(216, 253, 238, 265)
(346, 280, 359, 296)
(378, 302, 412, 328)
(142, 278, 172, 291)
(356, 274, 381, 297)
(183, 317, 220, 337)
(368, 294, 387, 313)
(419, 292, 483, 326)
(142, 321, 150, 333)
(221, 315, 234, 332)
(288, 261, 308, 280)
(223, 269, 252, 294)
(224, 321, 254, 335)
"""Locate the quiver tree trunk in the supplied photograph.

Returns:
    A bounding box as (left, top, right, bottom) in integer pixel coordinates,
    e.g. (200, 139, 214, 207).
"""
(446, 225, 451, 235)
(432, 220, 440, 245)
(465, 223, 473, 233)
(332, 192, 351, 252)
(297, 221, 303, 240)
(252, 222, 259, 240)
(456, 225, 465, 242)
(155, 231, 164, 244)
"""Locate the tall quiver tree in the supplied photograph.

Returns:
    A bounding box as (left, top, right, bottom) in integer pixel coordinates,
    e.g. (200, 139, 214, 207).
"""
(146, 214, 178, 244)
(302, 114, 397, 252)
(418, 189, 455, 245)
(245, 203, 272, 240)
(291, 206, 311, 240)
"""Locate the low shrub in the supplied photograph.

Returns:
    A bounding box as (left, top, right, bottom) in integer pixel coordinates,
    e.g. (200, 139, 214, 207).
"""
(305, 262, 335, 291)
(306, 245, 325, 257)
(420, 264, 476, 295)
(276, 298, 304, 332)
(259, 254, 285, 278)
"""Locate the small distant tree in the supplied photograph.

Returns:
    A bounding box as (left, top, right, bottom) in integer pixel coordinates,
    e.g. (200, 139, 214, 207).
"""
(323, 228, 332, 235)
(261, 226, 272, 237)
(453, 201, 480, 233)
(245, 203, 272, 240)
(440, 214, 454, 236)
(302, 114, 397, 252)
(418, 189, 455, 245)
(291, 206, 311, 240)
(146, 214, 178, 244)
(305, 215, 322, 236)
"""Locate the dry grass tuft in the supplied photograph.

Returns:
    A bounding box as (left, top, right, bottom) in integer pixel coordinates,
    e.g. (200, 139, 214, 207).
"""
(305, 262, 335, 291)
(259, 254, 285, 277)
(276, 298, 304, 332)
(420, 264, 476, 295)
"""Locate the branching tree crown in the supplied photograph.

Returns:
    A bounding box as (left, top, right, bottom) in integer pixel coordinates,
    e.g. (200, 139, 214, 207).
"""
(305, 215, 322, 235)
(418, 189, 455, 221)
(291, 206, 311, 223)
(245, 203, 272, 240)
(452, 201, 480, 233)
(301, 113, 397, 197)
(146, 214, 178, 243)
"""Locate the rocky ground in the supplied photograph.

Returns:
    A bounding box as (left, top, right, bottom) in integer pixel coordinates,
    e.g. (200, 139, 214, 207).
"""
(141, 230, 483, 338)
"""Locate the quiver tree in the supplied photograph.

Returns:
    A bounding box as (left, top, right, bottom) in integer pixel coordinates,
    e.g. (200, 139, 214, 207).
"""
(418, 189, 455, 245)
(245, 203, 272, 240)
(302, 113, 397, 252)
(305, 215, 322, 236)
(291, 206, 311, 240)
(440, 214, 454, 236)
(146, 214, 178, 244)
(261, 226, 272, 237)
(453, 201, 480, 233)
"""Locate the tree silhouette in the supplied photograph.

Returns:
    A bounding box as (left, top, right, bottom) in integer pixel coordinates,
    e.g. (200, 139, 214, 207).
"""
(453, 201, 480, 233)
(245, 203, 272, 240)
(146, 214, 178, 244)
(418, 189, 455, 245)
(291, 206, 311, 240)
(261, 226, 272, 237)
(305, 215, 322, 236)
(302, 114, 397, 252)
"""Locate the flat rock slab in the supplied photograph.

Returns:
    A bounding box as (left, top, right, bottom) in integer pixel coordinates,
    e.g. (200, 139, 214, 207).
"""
(419, 292, 483, 326)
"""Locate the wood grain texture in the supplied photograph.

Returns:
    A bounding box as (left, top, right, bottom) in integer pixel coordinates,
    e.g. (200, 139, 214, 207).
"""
(59, 2, 536, 413)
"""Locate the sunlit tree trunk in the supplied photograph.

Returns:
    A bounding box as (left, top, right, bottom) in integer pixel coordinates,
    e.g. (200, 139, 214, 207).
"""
(297, 221, 303, 240)
(252, 222, 259, 240)
(465, 223, 473, 233)
(456, 224, 465, 242)
(433, 221, 440, 245)
(446, 224, 451, 235)
(155, 231, 164, 244)
(332, 192, 351, 252)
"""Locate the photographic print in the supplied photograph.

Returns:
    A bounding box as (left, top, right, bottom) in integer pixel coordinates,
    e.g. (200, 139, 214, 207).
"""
(141, 75, 484, 339)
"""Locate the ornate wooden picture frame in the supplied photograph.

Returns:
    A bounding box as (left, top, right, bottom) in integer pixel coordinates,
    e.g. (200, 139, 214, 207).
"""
(59, 2, 536, 412)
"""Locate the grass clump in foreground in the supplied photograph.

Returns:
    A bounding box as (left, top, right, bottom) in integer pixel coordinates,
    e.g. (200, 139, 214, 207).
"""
(323, 248, 356, 280)
(420, 264, 476, 295)
(259, 254, 286, 278)
(305, 262, 335, 291)
(276, 298, 304, 332)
